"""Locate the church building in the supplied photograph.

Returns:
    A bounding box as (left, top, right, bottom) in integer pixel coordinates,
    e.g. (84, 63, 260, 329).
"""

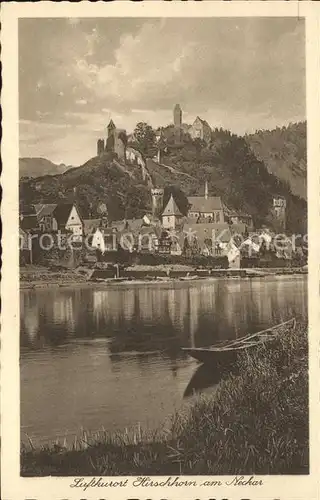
(188, 182, 224, 223)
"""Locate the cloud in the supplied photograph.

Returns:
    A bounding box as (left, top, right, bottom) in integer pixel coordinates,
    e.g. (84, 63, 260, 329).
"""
(75, 98, 88, 106)
(68, 18, 305, 119)
(19, 18, 305, 165)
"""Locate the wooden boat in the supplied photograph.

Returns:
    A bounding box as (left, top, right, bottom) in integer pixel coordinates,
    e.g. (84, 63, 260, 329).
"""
(180, 275, 199, 281)
(181, 318, 296, 365)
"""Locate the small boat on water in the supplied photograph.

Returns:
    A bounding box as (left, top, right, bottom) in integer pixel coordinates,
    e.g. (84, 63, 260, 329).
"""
(179, 275, 199, 281)
(181, 318, 296, 365)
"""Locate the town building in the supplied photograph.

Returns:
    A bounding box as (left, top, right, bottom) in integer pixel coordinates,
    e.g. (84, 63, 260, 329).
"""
(19, 207, 40, 264)
(83, 218, 102, 237)
(187, 183, 224, 223)
(183, 222, 231, 257)
(189, 116, 212, 144)
(137, 225, 161, 253)
(227, 212, 254, 230)
(20, 205, 39, 233)
(34, 203, 83, 241)
(34, 204, 59, 232)
(161, 194, 183, 230)
(90, 227, 118, 254)
(111, 218, 144, 233)
(91, 228, 106, 254)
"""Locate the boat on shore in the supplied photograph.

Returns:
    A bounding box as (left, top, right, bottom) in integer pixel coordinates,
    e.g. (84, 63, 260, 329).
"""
(182, 318, 296, 365)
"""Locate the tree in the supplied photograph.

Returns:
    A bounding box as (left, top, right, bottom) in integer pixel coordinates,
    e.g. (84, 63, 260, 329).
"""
(193, 137, 206, 161)
(163, 185, 189, 216)
(133, 122, 156, 156)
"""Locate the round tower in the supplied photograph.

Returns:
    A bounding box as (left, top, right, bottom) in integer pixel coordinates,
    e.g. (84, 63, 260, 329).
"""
(173, 104, 182, 144)
(173, 104, 182, 127)
(151, 188, 164, 219)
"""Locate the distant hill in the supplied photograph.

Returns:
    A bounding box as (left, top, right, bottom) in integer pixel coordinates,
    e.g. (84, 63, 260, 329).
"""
(19, 157, 73, 178)
(245, 122, 307, 200)
(19, 125, 307, 234)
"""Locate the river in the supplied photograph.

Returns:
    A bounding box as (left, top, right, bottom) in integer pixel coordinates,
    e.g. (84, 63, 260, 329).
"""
(20, 276, 307, 445)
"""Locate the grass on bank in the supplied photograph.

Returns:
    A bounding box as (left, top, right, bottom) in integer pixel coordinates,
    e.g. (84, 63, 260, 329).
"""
(21, 321, 308, 476)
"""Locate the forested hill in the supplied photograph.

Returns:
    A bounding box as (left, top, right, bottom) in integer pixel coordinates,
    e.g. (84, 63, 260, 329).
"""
(19, 126, 307, 234)
(245, 122, 307, 200)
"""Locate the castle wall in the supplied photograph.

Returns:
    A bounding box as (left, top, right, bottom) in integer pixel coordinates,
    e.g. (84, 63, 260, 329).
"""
(190, 120, 211, 143)
(97, 139, 105, 156)
(114, 134, 125, 160)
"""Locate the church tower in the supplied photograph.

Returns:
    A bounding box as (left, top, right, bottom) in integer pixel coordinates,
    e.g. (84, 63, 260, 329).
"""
(173, 104, 182, 144)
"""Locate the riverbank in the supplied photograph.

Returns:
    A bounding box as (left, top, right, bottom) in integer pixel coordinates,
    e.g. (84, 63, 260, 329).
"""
(20, 264, 307, 289)
(21, 321, 308, 476)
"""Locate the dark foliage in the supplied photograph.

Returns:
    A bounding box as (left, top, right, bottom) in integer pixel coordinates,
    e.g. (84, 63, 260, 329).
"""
(19, 123, 307, 234)
(246, 122, 307, 200)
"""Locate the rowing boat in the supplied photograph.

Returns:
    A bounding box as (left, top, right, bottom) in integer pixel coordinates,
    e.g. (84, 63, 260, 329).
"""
(181, 318, 296, 365)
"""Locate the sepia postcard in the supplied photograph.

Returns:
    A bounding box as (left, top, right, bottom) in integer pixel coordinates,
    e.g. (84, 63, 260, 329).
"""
(1, 2, 320, 499)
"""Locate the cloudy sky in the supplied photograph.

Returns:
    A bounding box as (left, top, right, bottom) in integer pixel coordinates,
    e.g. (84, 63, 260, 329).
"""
(19, 17, 305, 166)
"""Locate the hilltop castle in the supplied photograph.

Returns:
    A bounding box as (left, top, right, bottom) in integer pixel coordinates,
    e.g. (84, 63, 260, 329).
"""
(172, 104, 212, 145)
(97, 119, 126, 160)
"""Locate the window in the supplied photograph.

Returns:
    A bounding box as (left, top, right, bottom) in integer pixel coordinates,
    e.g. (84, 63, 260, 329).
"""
(216, 212, 220, 223)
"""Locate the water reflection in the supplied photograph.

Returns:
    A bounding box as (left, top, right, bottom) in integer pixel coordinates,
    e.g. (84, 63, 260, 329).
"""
(20, 277, 308, 444)
(184, 364, 223, 398)
(21, 278, 307, 354)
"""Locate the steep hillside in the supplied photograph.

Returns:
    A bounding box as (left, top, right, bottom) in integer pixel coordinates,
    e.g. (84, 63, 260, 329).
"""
(245, 122, 307, 200)
(19, 157, 73, 178)
(19, 129, 307, 233)
(20, 153, 152, 220)
(159, 130, 307, 233)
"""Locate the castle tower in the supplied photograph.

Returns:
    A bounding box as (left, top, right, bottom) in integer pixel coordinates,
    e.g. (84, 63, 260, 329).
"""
(272, 196, 286, 232)
(174, 104, 182, 128)
(106, 119, 116, 153)
(97, 139, 105, 156)
(173, 104, 182, 144)
(107, 119, 116, 138)
(151, 188, 164, 219)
